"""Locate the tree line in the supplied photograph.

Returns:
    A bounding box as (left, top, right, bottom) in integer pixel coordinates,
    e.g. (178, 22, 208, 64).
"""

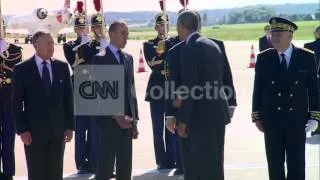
(201, 7, 320, 25)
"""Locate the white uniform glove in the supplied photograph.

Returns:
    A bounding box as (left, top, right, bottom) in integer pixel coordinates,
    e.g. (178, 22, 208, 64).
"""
(99, 37, 108, 49)
(0, 39, 8, 54)
(229, 107, 236, 118)
(305, 119, 319, 133)
(80, 35, 89, 44)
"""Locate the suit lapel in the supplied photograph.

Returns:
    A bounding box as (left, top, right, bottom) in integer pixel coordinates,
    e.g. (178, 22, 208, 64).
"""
(106, 47, 120, 65)
(288, 46, 298, 75)
(50, 59, 59, 95)
(30, 56, 51, 98)
(30, 56, 44, 88)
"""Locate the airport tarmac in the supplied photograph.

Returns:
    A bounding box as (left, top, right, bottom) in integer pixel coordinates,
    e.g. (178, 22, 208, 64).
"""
(9, 40, 320, 179)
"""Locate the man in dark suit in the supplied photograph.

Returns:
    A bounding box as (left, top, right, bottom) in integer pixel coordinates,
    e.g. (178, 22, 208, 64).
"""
(12, 31, 75, 180)
(304, 25, 320, 136)
(0, 18, 23, 180)
(174, 10, 230, 180)
(259, 25, 273, 52)
(252, 17, 319, 180)
(165, 10, 237, 180)
(91, 21, 139, 180)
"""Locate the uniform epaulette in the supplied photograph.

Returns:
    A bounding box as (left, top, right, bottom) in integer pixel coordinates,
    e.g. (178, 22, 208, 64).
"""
(259, 48, 273, 55)
(10, 43, 22, 50)
(65, 40, 75, 45)
(310, 111, 320, 121)
(301, 47, 315, 54)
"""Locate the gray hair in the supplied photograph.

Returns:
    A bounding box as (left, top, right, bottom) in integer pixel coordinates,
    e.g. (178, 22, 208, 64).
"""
(177, 10, 199, 32)
(32, 30, 51, 44)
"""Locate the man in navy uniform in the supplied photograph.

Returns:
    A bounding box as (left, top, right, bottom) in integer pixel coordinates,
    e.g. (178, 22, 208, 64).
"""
(63, 12, 92, 174)
(0, 19, 22, 180)
(304, 25, 320, 136)
(252, 17, 319, 180)
(143, 12, 178, 170)
(259, 24, 273, 52)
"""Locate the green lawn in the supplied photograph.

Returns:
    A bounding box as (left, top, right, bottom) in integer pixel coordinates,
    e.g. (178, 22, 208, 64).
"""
(128, 21, 320, 41)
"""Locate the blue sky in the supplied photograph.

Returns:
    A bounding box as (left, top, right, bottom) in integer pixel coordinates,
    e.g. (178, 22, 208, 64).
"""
(2, 0, 319, 14)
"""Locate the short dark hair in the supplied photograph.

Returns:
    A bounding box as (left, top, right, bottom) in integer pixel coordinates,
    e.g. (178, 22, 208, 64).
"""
(315, 25, 320, 33)
(32, 31, 50, 44)
(177, 10, 199, 32)
(108, 21, 127, 33)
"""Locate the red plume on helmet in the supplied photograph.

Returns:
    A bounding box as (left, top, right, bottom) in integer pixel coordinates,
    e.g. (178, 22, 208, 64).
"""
(76, 1, 84, 14)
(159, 0, 164, 11)
(179, 0, 189, 7)
(93, 0, 101, 12)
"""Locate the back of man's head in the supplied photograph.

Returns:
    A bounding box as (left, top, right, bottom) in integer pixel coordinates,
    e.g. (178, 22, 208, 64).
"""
(177, 10, 199, 33)
(108, 20, 127, 33)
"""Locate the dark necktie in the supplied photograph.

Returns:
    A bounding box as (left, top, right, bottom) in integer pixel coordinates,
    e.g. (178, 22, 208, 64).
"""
(280, 53, 287, 72)
(267, 38, 272, 48)
(42, 61, 51, 94)
(117, 50, 125, 65)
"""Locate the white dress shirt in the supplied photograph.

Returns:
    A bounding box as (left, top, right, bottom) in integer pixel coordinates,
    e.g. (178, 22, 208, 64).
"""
(35, 55, 53, 83)
(277, 44, 293, 68)
(108, 43, 121, 64)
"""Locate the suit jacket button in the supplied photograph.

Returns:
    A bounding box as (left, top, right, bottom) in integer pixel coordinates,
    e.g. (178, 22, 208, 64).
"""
(277, 107, 281, 110)
(278, 93, 282, 96)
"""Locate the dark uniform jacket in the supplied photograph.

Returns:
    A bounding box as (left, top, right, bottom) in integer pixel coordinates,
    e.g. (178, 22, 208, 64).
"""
(81, 39, 101, 63)
(143, 36, 179, 102)
(63, 37, 92, 68)
(252, 47, 320, 126)
(304, 39, 320, 69)
(0, 43, 22, 114)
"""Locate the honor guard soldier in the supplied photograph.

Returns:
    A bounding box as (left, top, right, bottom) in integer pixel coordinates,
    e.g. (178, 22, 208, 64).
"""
(81, 7, 108, 63)
(76, 9, 109, 175)
(63, 1, 93, 174)
(252, 17, 320, 180)
(0, 19, 22, 180)
(143, 12, 178, 170)
(304, 25, 320, 136)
